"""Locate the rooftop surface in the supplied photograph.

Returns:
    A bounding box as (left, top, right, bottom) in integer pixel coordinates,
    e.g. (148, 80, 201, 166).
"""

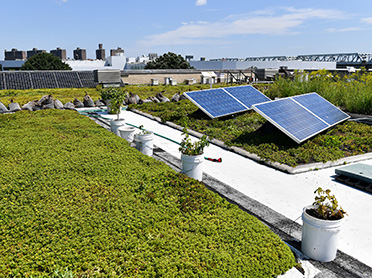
(90, 108, 372, 277)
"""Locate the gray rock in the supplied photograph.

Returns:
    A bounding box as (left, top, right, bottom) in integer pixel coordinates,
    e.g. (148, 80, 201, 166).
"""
(22, 100, 37, 111)
(171, 93, 180, 102)
(37, 95, 49, 106)
(156, 91, 170, 103)
(95, 99, 105, 107)
(73, 98, 84, 108)
(8, 100, 21, 112)
(149, 96, 159, 103)
(54, 99, 64, 109)
(64, 101, 76, 110)
(142, 98, 153, 103)
(36, 95, 54, 109)
(0, 101, 9, 113)
(83, 93, 94, 107)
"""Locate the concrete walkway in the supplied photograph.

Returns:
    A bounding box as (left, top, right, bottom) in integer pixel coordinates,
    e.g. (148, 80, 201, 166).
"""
(91, 108, 372, 277)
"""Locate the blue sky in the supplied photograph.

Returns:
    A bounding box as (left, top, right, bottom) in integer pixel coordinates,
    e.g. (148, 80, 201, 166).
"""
(1, 0, 372, 60)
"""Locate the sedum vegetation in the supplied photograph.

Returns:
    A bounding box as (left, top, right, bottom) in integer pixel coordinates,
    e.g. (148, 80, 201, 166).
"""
(0, 110, 296, 277)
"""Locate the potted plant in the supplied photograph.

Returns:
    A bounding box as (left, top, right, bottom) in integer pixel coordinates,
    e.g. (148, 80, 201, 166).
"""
(301, 187, 347, 262)
(100, 87, 126, 136)
(134, 125, 154, 157)
(179, 127, 209, 181)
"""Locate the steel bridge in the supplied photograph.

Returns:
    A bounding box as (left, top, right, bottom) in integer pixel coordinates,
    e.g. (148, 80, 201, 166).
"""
(243, 53, 372, 68)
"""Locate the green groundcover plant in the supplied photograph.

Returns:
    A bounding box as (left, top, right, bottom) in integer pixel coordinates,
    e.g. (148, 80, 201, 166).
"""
(0, 110, 295, 277)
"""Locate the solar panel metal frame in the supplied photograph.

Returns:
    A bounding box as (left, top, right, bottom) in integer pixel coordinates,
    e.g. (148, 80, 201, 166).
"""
(184, 85, 270, 118)
(252, 93, 350, 144)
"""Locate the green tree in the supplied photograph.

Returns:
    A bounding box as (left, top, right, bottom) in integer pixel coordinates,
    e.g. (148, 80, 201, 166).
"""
(145, 52, 194, 69)
(21, 53, 72, 70)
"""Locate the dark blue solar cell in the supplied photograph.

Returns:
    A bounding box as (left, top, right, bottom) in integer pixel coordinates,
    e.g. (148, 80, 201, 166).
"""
(293, 93, 349, 125)
(185, 89, 247, 118)
(253, 98, 329, 143)
(225, 85, 271, 108)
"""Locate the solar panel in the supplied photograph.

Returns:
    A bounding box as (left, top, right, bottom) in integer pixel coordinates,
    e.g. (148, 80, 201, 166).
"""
(185, 88, 247, 118)
(253, 93, 350, 144)
(30, 72, 58, 89)
(55, 72, 82, 88)
(293, 93, 349, 126)
(0, 73, 5, 90)
(4, 72, 32, 90)
(184, 85, 270, 118)
(225, 85, 271, 108)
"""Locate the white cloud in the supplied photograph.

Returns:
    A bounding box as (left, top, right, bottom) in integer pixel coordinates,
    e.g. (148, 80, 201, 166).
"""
(139, 7, 344, 47)
(362, 17, 372, 24)
(327, 27, 368, 33)
(196, 0, 207, 6)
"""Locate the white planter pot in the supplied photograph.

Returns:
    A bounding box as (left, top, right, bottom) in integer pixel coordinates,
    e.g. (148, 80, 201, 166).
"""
(110, 119, 125, 136)
(181, 154, 204, 181)
(118, 126, 135, 143)
(134, 132, 154, 156)
(301, 205, 345, 262)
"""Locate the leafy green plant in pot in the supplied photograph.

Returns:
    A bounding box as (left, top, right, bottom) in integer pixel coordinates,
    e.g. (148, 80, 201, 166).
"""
(100, 87, 126, 136)
(179, 126, 209, 181)
(301, 187, 347, 262)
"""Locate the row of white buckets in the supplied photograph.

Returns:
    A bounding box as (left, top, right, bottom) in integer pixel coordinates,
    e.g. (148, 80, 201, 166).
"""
(110, 119, 203, 181)
(111, 119, 345, 262)
(111, 120, 153, 155)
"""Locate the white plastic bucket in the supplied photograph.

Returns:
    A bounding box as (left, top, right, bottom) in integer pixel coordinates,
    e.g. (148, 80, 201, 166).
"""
(134, 132, 154, 156)
(301, 205, 345, 262)
(118, 126, 135, 143)
(110, 119, 125, 136)
(181, 154, 204, 181)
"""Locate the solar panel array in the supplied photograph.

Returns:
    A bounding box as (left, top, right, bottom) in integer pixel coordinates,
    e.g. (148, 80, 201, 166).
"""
(78, 71, 98, 88)
(30, 72, 58, 89)
(0, 73, 5, 90)
(0, 71, 99, 90)
(252, 93, 350, 144)
(184, 85, 271, 118)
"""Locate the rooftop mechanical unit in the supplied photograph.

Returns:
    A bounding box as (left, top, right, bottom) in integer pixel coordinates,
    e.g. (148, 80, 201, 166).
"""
(93, 69, 121, 87)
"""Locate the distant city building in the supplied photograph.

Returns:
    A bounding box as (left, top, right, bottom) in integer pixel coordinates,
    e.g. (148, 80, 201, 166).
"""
(50, 47, 67, 60)
(96, 43, 105, 60)
(136, 55, 149, 63)
(73, 47, 87, 60)
(27, 48, 46, 59)
(126, 57, 136, 63)
(110, 47, 124, 56)
(4, 48, 26, 61)
(148, 53, 158, 61)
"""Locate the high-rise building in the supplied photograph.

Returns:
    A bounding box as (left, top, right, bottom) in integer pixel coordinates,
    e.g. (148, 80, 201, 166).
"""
(50, 47, 67, 60)
(149, 53, 158, 61)
(110, 47, 124, 56)
(73, 47, 87, 60)
(96, 43, 105, 60)
(27, 48, 46, 59)
(4, 48, 26, 60)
